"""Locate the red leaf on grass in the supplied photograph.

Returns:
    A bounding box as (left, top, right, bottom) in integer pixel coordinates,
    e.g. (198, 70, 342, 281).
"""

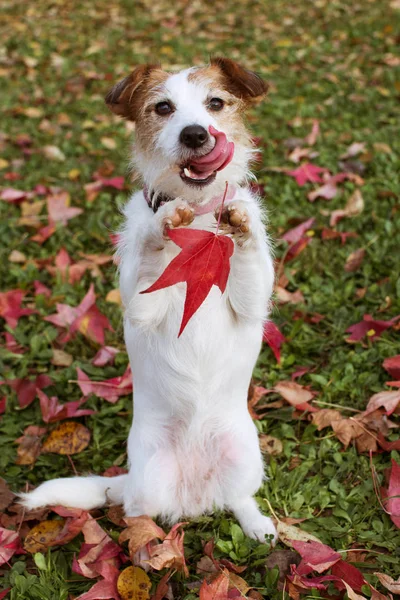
(383, 356, 400, 380)
(0, 397, 5, 415)
(92, 346, 119, 367)
(286, 163, 327, 186)
(0, 527, 23, 566)
(365, 390, 400, 416)
(37, 389, 95, 423)
(72, 518, 124, 580)
(0, 589, 11, 599)
(263, 321, 285, 362)
(281, 218, 315, 244)
(200, 569, 230, 600)
(0, 289, 36, 328)
(331, 559, 366, 592)
(383, 460, 400, 529)
(141, 228, 234, 337)
(0, 188, 29, 204)
(47, 192, 83, 225)
(291, 540, 340, 573)
(76, 367, 132, 403)
(346, 314, 400, 342)
(44, 284, 113, 345)
(75, 577, 119, 600)
(33, 280, 52, 298)
(8, 374, 52, 408)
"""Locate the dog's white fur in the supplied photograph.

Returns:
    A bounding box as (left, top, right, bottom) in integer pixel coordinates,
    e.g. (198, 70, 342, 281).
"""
(20, 61, 277, 542)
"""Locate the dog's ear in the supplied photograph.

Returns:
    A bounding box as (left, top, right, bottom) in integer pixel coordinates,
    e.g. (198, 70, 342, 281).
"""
(211, 57, 268, 103)
(105, 64, 160, 120)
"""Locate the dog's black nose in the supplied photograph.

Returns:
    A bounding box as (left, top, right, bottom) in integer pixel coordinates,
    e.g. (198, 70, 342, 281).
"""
(180, 125, 208, 149)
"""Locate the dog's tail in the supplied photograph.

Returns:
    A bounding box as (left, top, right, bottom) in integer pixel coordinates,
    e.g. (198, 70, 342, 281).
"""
(19, 474, 127, 511)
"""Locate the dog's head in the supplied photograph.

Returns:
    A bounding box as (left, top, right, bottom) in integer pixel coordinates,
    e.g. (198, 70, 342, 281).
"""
(106, 58, 268, 202)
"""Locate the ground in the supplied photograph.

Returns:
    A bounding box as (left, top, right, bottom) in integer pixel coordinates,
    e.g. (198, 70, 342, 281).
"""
(0, 0, 400, 598)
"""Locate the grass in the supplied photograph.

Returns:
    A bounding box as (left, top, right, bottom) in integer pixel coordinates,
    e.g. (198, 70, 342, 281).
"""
(0, 0, 399, 597)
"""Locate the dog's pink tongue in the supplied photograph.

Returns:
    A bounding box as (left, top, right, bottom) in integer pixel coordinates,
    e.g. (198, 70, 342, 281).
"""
(189, 126, 234, 176)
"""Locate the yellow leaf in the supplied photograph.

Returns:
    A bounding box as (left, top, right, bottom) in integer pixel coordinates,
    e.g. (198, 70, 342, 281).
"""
(101, 137, 117, 150)
(117, 566, 151, 600)
(24, 520, 65, 553)
(42, 422, 91, 455)
(106, 288, 122, 305)
(0, 158, 9, 169)
(8, 250, 26, 263)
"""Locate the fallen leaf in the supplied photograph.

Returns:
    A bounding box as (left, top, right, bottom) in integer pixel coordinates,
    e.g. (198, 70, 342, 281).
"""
(117, 566, 151, 600)
(24, 517, 82, 553)
(286, 163, 327, 186)
(147, 522, 188, 576)
(75, 578, 120, 600)
(0, 188, 29, 204)
(266, 549, 301, 581)
(119, 515, 166, 559)
(330, 190, 364, 226)
(291, 540, 340, 573)
(8, 374, 52, 408)
(277, 522, 321, 546)
(340, 142, 367, 159)
(51, 349, 73, 367)
(345, 248, 365, 272)
(43, 145, 66, 161)
(141, 228, 234, 337)
(312, 409, 343, 430)
(92, 346, 120, 367)
(374, 573, 400, 594)
(15, 425, 47, 465)
(276, 287, 305, 305)
(41, 421, 91, 455)
(382, 460, 400, 529)
(0, 527, 22, 566)
(47, 192, 83, 225)
(341, 581, 368, 600)
(0, 479, 15, 511)
(38, 389, 95, 423)
(76, 366, 132, 403)
(280, 218, 315, 244)
(274, 380, 317, 412)
(263, 321, 286, 363)
(72, 517, 123, 580)
(383, 356, 400, 379)
(346, 314, 400, 342)
(331, 560, 365, 592)
(304, 120, 320, 146)
(259, 434, 283, 455)
(365, 390, 400, 416)
(199, 569, 230, 600)
(8, 250, 26, 263)
(0, 289, 35, 329)
(106, 289, 122, 305)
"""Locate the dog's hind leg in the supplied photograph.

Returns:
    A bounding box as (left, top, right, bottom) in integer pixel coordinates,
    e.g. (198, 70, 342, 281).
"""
(230, 496, 277, 543)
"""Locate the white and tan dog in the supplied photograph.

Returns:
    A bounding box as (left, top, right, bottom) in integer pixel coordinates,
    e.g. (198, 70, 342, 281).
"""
(20, 58, 277, 543)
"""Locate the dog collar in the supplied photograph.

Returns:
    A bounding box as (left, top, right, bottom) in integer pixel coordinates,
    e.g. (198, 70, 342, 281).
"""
(143, 184, 236, 215)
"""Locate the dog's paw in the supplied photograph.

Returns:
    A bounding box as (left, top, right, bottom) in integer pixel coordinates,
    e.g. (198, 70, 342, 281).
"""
(241, 514, 277, 545)
(161, 201, 194, 237)
(217, 202, 251, 241)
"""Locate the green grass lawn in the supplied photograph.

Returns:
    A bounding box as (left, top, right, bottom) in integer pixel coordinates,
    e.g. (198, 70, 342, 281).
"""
(1, 0, 399, 598)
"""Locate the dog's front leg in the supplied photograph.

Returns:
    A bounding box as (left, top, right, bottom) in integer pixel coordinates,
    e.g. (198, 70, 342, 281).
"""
(216, 198, 274, 322)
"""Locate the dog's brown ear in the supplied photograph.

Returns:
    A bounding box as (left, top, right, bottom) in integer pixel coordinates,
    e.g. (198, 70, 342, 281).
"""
(105, 64, 160, 120)
(211, 57, 268, 103)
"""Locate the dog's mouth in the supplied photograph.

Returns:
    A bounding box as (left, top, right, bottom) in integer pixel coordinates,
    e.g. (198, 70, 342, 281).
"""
(180, 126, 234, 188)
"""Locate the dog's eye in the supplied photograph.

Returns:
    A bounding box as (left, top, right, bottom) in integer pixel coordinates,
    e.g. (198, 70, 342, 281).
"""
(155, 101, 173, 116)
(208, 98, 224, 111)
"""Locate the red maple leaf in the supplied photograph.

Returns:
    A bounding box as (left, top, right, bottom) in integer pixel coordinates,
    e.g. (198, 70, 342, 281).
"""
(346, 313, 400, 342)
(263, 321, 285, 362)
(141, 228, 234, 337)
(0, 289, 36, 328)
(383, 355, 400, 380)
(76, 366, 132, 403)
(281, 218, 315, 244)
(383, 459, 400, 529)
(286, 163, 327, 186)
(37, 389, 96, 423)
(47, 192, 83, 225)
(8, 374, 52, 409)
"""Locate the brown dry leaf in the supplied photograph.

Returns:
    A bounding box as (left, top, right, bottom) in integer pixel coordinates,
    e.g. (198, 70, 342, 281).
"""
(0, 478, 15, 511)
(266, 549, 300, 581)
(196, 555, 218, 576)
(365, 390, 400, 416)
(331, 418, 364, 448)
(343, 582, 368, 600)
(107, 505, 126, 527)
(345, 248, 365, 272)
(8, 250, 26, 263)
(51, 349, 73, 367)
(41, 421, 91, 455)
(355, 431, 378, 453)
(119, 515, 166, 559)
(374, 573, 400, 594)
(147, 522, 188, 576)
(101, 137, 117, 150)
(276, 286, 305, 305)
(18, 200, 45, 228)
(373, 143, 392, 154)
(330, 190, 364, 227)
(312, 409, 343, 430)
(106, 288, 122, 305)
(117, 566, 151, 600)
(370, 587, 393, 600)
(228, 572, 250, 595)
(277, 521, 321, 546)
(15, 425, 47, 465)
(259, 434, 283, 455)
(340, 142, 367, 159)
(274, 381, 314, 407)
(24, 519, 66, 553)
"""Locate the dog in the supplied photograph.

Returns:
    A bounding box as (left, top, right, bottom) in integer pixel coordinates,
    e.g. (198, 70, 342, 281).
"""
(20, 57, 277, 543)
